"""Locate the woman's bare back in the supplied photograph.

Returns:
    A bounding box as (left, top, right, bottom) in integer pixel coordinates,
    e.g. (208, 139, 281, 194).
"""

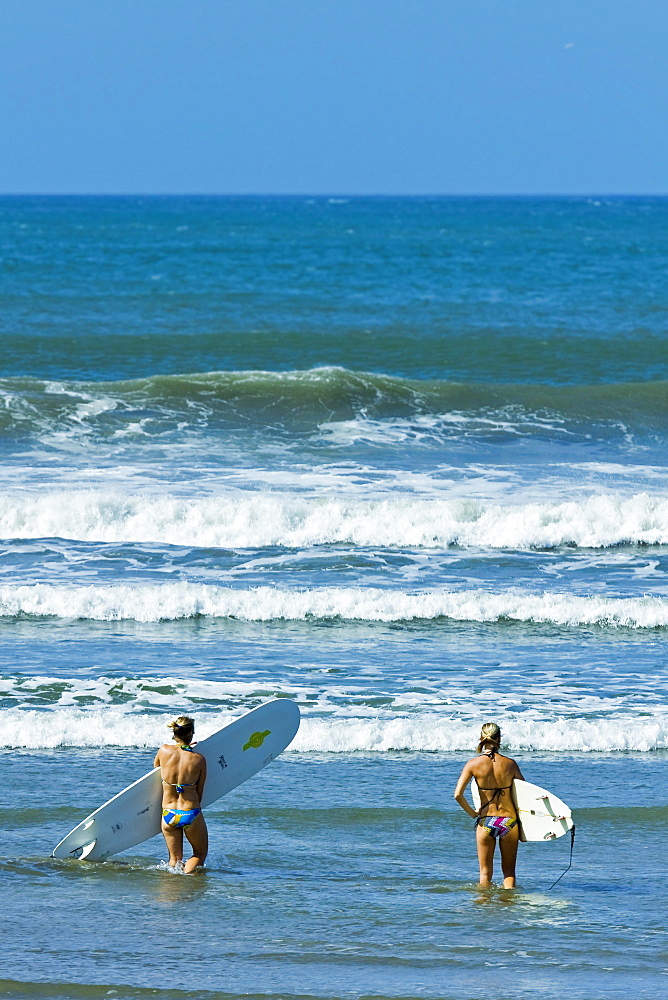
(154, 744, 206, 809)
(468, 752, 523, 817)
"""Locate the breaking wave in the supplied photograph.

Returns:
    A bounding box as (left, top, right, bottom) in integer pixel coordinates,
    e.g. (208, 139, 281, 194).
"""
(1, 707, 665, 752)
(0, 489, 667, 549)
(0, 582, 666, 627)
(0, 368, 665, 443)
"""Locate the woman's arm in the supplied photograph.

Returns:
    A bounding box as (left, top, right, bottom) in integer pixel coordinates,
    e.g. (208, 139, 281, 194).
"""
(453, 762, 478, 819)
(153, 747, 163, 768)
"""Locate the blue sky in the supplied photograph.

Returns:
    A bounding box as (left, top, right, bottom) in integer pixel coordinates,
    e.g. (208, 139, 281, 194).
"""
(1, 0, 666, 194)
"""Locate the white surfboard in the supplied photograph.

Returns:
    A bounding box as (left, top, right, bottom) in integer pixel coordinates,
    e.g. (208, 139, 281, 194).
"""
(471, 778, 573, 842)
(52, 699, 300, 862)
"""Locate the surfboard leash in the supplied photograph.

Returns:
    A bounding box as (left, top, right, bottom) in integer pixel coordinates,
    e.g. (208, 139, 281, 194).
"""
(548, 824, 576, 890)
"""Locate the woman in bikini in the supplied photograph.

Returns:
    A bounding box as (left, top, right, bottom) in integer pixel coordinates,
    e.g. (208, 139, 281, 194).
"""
(453, 722, 524, 888)
(154, 715, 208, 873)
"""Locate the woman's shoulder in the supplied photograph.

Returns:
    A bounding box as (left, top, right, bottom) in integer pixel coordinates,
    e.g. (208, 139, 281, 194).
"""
(467, 752, 517, 770)
(465, 754, 486, 772)
(498, 752, 523, 776)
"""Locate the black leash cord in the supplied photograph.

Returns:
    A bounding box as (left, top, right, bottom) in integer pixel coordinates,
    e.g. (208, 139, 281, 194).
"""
(548, 824, 576, 890)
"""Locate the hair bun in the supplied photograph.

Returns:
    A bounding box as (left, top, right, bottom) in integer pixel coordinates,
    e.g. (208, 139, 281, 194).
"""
(477, 722, 502, 754)
(167, 715, 195, 735)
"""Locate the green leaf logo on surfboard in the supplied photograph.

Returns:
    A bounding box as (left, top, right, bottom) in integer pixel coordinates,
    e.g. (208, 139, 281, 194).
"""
(243, 729, 271, 751)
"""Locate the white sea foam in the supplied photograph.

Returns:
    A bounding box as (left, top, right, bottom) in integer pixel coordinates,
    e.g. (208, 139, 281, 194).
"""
(2, 672, 661, 722)
(0, 489, 666, 549)
(317, 410, 574, 446)
(2, 673, 665, 751)
(1, 707, 665, 752)
(0, 581, 666, 627)
(293, 716, 668, 753)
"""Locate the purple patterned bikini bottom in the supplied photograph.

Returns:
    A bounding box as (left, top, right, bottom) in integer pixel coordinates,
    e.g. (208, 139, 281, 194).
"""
(475, 816, 517, 839)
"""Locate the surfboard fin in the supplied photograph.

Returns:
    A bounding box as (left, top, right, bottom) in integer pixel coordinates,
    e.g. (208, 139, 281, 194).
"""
(77, 840, 97, 860)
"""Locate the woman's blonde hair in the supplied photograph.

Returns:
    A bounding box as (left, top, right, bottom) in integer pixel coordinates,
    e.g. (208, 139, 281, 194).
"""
(168, 715, 195, 741)
(477, 722, 501, 755)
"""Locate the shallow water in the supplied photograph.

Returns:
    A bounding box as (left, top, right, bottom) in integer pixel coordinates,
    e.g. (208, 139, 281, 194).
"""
(2, 752, 666, 1000)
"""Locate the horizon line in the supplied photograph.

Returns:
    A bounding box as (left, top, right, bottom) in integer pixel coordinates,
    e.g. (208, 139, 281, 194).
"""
(1, 191, 667, 199)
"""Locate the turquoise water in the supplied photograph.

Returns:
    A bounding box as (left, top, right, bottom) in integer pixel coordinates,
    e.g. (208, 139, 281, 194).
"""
(3, 752, 666, 999)
(0, 197, 666, 999)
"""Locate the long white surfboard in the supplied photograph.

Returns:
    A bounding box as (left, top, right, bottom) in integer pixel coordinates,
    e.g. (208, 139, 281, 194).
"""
(52, 699, 300, 862)
(471, 778, 573, 842)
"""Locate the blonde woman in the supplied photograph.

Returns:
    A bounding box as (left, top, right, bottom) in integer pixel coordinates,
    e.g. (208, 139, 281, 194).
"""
(154, 715, 208, 873)
(453, 723, 524, 888)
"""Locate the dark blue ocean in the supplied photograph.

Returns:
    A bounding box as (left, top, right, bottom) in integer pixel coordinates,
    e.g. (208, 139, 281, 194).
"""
(1, 197, 666, 1000)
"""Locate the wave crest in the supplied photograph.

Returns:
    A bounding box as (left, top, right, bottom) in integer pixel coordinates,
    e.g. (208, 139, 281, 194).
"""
(0, 490, 666, 549)
(0, 368, 665, 442)
(1, 708, 664, 752)
(0, 582, 666, 627)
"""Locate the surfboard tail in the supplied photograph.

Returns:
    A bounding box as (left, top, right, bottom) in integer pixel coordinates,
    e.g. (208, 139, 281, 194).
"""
(513, 779, 573, 842)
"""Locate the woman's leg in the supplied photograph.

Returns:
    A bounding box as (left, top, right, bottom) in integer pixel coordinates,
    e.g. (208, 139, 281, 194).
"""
(476, 823, 496, 884)
(499, 823, 520, 888)
(161, 820, 184, 867)
(184, 812, 208, 873)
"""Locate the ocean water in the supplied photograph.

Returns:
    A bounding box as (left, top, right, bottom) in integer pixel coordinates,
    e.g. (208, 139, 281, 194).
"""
(0, 196, 666, 1000)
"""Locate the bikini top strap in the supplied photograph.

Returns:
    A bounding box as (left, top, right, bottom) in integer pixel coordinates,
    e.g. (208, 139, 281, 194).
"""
(475, 781, 513, 809)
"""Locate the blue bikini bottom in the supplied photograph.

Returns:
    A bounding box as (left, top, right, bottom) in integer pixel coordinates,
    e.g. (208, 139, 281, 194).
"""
(162, 807, 201, 829)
